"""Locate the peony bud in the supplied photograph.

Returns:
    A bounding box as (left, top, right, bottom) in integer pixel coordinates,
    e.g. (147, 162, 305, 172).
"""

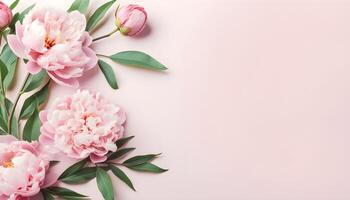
(0, 1, 12, 30)
(115, 5, 147, 37)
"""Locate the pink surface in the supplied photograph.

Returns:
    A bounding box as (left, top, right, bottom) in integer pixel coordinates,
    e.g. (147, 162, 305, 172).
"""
(4, 0, 350, 199)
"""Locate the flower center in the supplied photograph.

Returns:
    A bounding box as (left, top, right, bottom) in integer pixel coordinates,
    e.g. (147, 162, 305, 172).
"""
(45, 36, 56, 49)
(2, 161, 14, 168)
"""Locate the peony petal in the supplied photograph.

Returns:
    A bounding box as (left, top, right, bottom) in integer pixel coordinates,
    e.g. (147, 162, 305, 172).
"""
(39, 111, 48, 122)
(27, 61, 42, 74)
(0, 135, 17, 144)
(83, 47, 98, 71)
(42, 170, 59, 188)
(15, 22, 24, 39)
(123, 8, 147, 36)
(90, 154, 107, 163)
(7, 34, 26, 58)
(48, 71, 79, 88)
(80, 32, 93, 47)
(21, 19, 46, 53)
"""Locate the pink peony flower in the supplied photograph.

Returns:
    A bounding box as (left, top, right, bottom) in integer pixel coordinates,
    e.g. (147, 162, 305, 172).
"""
(115, 5, 147, 36)
(7, 7, 97, 88)
(39, 90, 126, 163)
(0, 136, 56, 200)
(0, 2, 12, 30)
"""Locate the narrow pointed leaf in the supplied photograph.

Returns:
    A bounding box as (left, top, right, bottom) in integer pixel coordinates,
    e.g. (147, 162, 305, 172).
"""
(96, 167, 114, 200)
(86, 0, 116, 31)
(20, 4, 35, 21)
(0, 97, 12, 133)
(10, 115, 18, 138)
(61, 167, 97, 184)
(68, 0, 90, 14)
(9, 4, 35, 33)
(109, 165, 135, 191)
(115, 136, 134, 148)
(22, 108, 41, 142)
(59, 159, 88, 180)
(10, 4, 35, 32)
(0, 128, 7, 135)
(0, 60, 8, 86)
(108, 148, 135, 161)
(23, 70, 48, 93)
(128, 162, 168, 173)
(42, 190, 55, 200)
(4, 98, 13, 113)
(0, 44, 18, 90)
(0, 101, 8, 132)
(19, 81, 50, 119)
(44, 187, 87, 199)
(110, 51, 167, 71)
(98, 60, 118, 89)
(9, 0, 20, 9)
(123, 154, 160, 167)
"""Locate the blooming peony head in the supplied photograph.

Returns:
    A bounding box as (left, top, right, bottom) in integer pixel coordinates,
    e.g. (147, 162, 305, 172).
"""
(115, 5, 147, 36)
(0, 2, 12, 30)
(39, 90, 126, 163)
(7, 7, 97, 88)
(0, 136, 50, 200)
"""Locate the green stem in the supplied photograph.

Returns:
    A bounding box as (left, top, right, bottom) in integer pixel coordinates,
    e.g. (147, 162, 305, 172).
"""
(0, 31, 2, 47)
(96, 54, 110, 59)
(8, 73, 31, 136)
(92, 27, 119, 42)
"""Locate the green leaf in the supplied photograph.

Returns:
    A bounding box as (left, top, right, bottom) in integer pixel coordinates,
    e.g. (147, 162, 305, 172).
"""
(5, 98, 18, 136)
(108, 148, 135, 161)
(0, 127, 7, 135)
(86, 0, 116, 31)
(68, 0, 90, 14)
(61, 167, 97, 184)
(10, 114, 18, 138)
(23, 70, 48, 93)
(110, 51, 167, 71)
(0, 60, 8, 94)
(0, 44, 18, 90)
(42, 190, 55, 200)
(98, 60, 118, 89)
(0, 60, 8, 82)
(19, 4, 35, 21)
(9, 13, 20, 33)
(0, 97, 12, 133)
(59, 159, 88, 180)
(9, 0, 20, 10)
(128, 162, 168, 173)
(44, 187, 88, 199)
(9, 4, 35, 33)
(1, 29, 10, 42)
(0, 101, 8, 132)
(22, 108, 41, 142)
(0, 119, 7, 134)
(96, 167, 115, 200)
(123, 154, 160, 167)
(4, 98, 13, 113)
(19, 81, 50, 119)
(109, 165, 135, 191)
(115, 136, 134, 148)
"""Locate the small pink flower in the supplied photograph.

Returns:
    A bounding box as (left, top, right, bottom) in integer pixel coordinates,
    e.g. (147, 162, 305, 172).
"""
(0, 136, 56, 200)
(116, 5, 147, 36)
(7, 7, 97, 88)
(39, 90, 126, 163)
(0, 2, 12, 30)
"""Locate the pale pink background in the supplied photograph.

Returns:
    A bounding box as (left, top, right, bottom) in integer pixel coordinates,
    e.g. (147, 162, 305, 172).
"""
(3, 0, 350, 199)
